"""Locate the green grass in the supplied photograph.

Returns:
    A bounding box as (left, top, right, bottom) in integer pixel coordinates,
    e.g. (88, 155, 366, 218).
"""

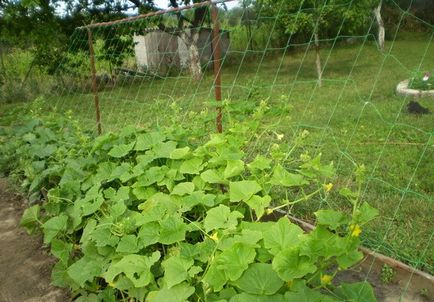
(2, 33, 434, 274)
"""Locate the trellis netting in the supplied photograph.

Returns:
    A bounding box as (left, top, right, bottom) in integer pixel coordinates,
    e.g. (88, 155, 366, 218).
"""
(19, 0, 434, 297)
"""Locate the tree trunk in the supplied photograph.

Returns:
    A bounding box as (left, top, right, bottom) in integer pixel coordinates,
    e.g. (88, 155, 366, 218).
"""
(246, 22, 253, 51)
(374, 0, 385, 51)
(0, 46, 6, 78)
(189, 38, 202, 81)
(181, 30, 202, 81)
(22, 59, 35, 86)
(314, 31, 322, 88)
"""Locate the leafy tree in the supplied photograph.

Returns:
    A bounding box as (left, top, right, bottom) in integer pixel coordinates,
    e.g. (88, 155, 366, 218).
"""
(259, 0, 378, 87)
(239, 0, 257, 50)
(0, 0, 66, 80)
(65, 0, 212, 81)
(163, 0, 211, 81)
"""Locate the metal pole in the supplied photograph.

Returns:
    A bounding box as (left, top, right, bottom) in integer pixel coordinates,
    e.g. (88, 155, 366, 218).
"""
(87, 28, 102, 135)
(211, 3, 223, 133)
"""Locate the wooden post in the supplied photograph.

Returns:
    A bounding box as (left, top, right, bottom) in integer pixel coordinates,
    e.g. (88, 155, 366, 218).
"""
(211, 3, 223, 133)
(87, 27, 102, 135)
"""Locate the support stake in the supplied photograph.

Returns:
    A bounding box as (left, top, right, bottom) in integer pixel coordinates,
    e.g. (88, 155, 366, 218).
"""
(87, 27, 102, 135)
(211, 3, 223, 133)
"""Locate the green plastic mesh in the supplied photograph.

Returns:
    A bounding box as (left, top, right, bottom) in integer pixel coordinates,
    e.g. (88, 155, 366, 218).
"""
(34, 0, 434, 292)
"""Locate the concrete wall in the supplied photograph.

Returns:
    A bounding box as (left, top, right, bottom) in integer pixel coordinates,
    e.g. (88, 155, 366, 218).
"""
(134, 32, 180, 75)
(134, 29, 230, 75)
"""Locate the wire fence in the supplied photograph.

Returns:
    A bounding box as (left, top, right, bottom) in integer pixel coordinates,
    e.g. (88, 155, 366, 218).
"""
(3, 0, 434, 295)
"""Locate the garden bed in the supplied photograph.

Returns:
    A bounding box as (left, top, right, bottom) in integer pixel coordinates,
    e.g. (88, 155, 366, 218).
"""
(1, 179, 432, 302)
(282, 212, 434, 302)
(1, 111, 433, 301)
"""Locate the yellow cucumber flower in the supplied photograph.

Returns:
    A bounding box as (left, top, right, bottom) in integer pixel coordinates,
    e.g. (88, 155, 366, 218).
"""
(349, 224, 362, 237)
(321, 274, 333, 286)
(210, 232, 219, 242)
(324, 183, 333, 192)
(108, 281, 116, 288)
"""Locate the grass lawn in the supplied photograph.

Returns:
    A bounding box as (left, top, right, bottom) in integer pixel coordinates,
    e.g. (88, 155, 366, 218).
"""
(2, 32, 434, 274)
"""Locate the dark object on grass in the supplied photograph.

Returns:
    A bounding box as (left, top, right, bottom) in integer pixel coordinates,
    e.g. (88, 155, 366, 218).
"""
(407, 101, 431, 115)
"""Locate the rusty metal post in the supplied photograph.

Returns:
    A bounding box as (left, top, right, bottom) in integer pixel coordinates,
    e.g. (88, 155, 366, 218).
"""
(87, 27, 102, 135)
(81, 0, 236, 30)
(211, 3, 223, 133)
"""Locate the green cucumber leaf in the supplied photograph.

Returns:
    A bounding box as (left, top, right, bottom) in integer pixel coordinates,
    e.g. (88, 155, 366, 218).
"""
(204, 205, 243, 233)
(263, 218, 304, 255)
(108, 142, 135, 158)
(272, 248, 317, 281)
(233, 263, 284, 295)
(146, 282, 195, 302)
(170, 147, 191, 159)
(216, 243, 256, 281)
(42, 214, 68, 244)
(334, 282, 377, 302)
(162, 255, 194, 288)
(224, 160, 245, 179)
(171, 182, 195, 196)
(270, 165, 308, 187)
(229, 180, 262, 202)
(20, 205, 40, 234)
(315, 210, 349, 230)
(159, 215, 187, 245)
(103, 251, 160, 288)
(68, 255, 105, 287)
(245, 195, 271, 219)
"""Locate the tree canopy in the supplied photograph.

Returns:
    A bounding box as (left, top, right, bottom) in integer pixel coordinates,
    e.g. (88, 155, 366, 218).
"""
(1, 0, 432, 75)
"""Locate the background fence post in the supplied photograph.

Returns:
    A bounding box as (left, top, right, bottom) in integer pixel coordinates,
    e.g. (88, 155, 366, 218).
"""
(87, 27, 102, 135)
(211, 2, 223, 134)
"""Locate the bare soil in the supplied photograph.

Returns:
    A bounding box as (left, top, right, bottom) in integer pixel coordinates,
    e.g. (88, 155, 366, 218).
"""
(0, 179, 67, 302)
(336, 265, 433, 302)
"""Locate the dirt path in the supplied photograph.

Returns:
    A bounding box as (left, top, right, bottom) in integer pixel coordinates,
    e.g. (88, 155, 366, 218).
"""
(0, 179, 67, 302)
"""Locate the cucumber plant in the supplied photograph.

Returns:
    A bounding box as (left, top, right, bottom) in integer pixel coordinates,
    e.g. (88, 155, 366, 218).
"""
(1, 104, 379, 302)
